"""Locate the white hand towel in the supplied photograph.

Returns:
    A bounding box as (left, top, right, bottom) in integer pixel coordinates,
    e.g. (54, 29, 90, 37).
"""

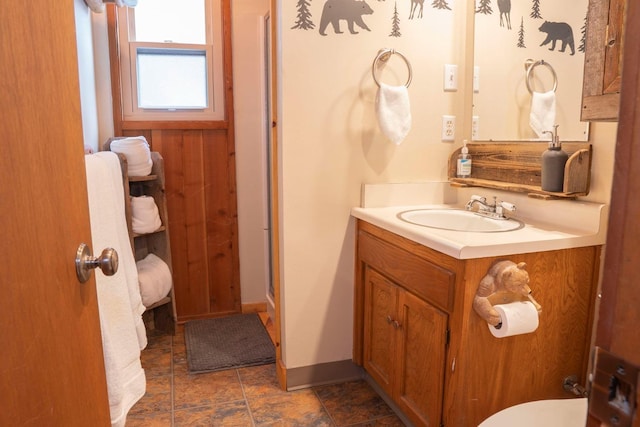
(85, 153, 147, 427)
(84, 0, 105, 13)
(137, 253, 173, 307)
(131, 195, 162, 234)
(529, 90, 556, 138)
(376, 83, 412, 145)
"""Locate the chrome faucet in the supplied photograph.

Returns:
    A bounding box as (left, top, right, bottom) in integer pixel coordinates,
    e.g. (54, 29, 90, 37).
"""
(465, 195, 516, 220)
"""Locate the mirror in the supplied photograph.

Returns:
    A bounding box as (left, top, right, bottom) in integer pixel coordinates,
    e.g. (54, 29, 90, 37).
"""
(473, 0, 590, 141)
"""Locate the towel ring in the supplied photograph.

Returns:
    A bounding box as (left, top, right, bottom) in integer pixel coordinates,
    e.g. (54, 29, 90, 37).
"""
(525, 59, 557, 94)
(372, 48, 412, 88)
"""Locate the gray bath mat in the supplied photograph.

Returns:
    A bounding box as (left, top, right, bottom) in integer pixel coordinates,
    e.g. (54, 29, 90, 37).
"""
(185, 313, 275, 373)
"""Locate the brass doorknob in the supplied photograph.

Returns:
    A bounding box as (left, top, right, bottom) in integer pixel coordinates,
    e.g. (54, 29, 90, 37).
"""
(75, 243, 119, 283)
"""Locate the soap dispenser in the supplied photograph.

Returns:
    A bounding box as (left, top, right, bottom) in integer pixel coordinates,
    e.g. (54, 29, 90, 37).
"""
(457, 140, 472, 178)
(541, 125, 568, 192)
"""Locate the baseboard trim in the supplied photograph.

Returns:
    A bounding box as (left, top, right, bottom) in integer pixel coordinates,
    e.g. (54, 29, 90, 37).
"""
(241, 302, 268, 313)
(285, 360, 364, 390)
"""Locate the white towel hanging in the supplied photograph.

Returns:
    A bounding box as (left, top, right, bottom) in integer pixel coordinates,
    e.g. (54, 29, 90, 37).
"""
(376, 83, 412, 145)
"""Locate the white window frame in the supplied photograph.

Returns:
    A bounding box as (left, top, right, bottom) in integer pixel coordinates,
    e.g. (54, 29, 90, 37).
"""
(117, 0, 225, 121)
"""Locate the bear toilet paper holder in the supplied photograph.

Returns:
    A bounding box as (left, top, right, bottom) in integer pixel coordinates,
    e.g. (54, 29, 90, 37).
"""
(472, 260, 542, 328)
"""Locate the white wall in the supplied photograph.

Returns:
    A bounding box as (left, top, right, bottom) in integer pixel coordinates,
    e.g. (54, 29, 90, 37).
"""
(278, 0, 471, 368)
(74, 0, 100, 152)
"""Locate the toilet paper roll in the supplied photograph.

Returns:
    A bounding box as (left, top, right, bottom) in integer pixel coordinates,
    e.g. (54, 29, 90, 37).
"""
(488, 301, 539, 338)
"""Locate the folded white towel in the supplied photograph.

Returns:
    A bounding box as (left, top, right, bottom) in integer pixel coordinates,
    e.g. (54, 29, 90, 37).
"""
(85, 152, 147, 427)
(529, 91, 556, 138)
(376, 83, 412, 145)
(131, 195, 162, 234)
(110, 137, 153, 177)
(84, 0, 105, 13)
(137, 253, 173, 307)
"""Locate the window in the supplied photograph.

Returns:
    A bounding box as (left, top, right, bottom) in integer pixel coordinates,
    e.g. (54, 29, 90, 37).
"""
(117, 0, 224, 121)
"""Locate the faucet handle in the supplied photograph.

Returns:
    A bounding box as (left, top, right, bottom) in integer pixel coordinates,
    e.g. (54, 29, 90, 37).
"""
(499, 201, 516, 211)
(470, 194, 486, 202)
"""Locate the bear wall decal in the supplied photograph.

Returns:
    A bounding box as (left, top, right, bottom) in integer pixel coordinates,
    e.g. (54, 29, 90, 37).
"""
(319, 0, 374, 36)
(539, 21, 575, 55)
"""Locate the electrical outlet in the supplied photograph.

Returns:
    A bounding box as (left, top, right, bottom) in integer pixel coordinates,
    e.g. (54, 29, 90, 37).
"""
(472, 116, 480, 140)
(442, 115, 455, 141)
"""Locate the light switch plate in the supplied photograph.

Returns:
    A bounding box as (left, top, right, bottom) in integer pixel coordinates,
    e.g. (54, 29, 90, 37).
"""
(472, 116, 480, 140)
(473, 66, 480, 92)
(444, 64, 458, 91)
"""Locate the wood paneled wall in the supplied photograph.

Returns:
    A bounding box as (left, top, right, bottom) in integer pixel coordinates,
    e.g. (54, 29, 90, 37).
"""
(122, 129, 241, 321)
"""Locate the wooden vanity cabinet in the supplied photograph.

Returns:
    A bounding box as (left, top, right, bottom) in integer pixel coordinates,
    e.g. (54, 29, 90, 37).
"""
(355, 221, 459, 426)
(354, 220, 602, 427)
(582, 0, 627, 121)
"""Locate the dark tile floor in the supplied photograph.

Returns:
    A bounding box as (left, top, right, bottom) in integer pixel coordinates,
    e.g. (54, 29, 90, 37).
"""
(127, 315, 406, 426)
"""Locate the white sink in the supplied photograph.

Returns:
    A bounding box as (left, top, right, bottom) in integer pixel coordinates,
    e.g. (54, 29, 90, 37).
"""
(397, 208, 524, 233)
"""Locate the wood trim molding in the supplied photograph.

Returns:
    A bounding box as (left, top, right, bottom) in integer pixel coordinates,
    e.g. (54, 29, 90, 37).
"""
(106, 4, 123, 136)
(269, 0, 285, 391)
(121, 120, 229, 131)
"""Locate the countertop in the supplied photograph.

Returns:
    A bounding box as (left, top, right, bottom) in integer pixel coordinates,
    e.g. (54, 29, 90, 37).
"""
(351, 203, 608, 259)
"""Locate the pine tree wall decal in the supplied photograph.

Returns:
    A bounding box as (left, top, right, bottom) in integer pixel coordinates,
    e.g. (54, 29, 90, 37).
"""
(432, 0, 451, 10)
(476, 0, 492, 15)
(530, 0, 542, 19)
(517, 17, 526, 48)
(578, 13, 587, 53)
(291, 0, 315, 30)
(390, 2, 402, 37)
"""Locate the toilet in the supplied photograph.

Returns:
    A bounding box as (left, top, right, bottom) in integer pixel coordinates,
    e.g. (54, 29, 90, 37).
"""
(478, 398, 588, 427)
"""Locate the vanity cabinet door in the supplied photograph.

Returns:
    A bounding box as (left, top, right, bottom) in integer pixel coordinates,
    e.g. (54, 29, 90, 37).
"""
(363, 267, 398, 396)
(395, 289, 448, 427)
(582, 0, 627, 121)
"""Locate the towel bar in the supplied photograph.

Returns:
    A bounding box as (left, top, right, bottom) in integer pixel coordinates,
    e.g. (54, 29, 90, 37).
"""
(525, 59, 557, 94)
(372, 48, 412, 88)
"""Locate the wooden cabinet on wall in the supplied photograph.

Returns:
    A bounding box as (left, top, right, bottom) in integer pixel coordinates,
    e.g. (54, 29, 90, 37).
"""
(582, 0, 627, 121)
(354, 220, 602, 427)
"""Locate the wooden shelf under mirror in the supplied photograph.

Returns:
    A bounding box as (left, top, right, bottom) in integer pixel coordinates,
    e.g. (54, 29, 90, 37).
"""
(448, 142, 592, 199)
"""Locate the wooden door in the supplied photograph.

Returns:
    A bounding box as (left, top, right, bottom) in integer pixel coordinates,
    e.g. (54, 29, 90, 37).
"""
(0, 3, 110, 426)
(363, 267, 398, 396)
(396, 290, 448, 427)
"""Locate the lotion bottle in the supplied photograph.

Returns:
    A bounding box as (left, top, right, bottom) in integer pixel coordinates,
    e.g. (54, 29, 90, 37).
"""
(457, 140, 472, 178)
(541, 125, 568, 192)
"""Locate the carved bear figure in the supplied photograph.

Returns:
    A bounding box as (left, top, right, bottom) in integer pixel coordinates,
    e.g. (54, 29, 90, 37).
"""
(539, 21, 575, 55)
(473, 260, 535, 326)
(319, 0, 374, 36)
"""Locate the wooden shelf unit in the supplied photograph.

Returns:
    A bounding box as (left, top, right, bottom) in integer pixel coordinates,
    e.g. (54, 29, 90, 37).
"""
(104, 140, 177, 334)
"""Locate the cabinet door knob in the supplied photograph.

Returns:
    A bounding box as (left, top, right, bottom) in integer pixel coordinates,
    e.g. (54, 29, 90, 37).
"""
(392, 320, 402, 329)
(386, 315, 393, 324)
